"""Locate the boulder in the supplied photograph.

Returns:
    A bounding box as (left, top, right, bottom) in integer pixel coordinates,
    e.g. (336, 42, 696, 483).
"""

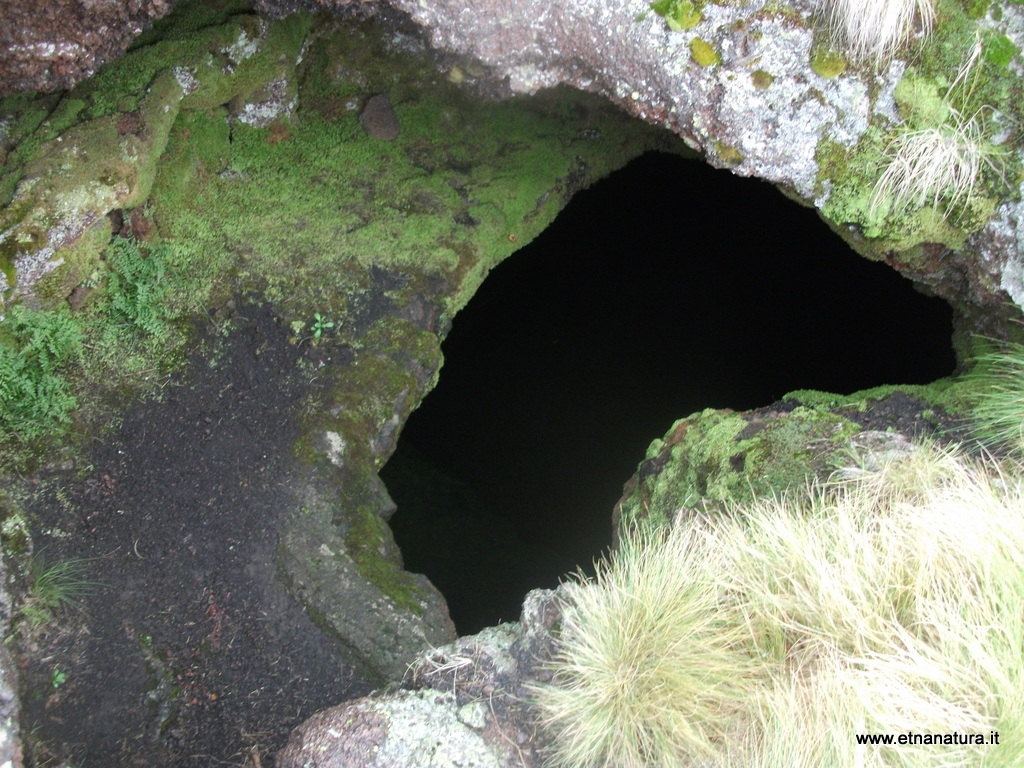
(278, 588, 564, 768)
(0, 0, 173, 96)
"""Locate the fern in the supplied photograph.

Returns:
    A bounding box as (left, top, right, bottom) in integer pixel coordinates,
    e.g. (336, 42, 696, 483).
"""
(105, 236, 172, 337)
(0, 305, 83, 440)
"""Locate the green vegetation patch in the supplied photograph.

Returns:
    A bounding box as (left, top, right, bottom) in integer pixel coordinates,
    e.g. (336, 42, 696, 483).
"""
(104, 235, 173, 336)
(345, 508, 424, 615)
(982, 31, 1019, 68)
(536, 444, 1024, 767)
(1, 10, 675, 471)
(650, 0, 703, 31)
(617, 405, 863, 533)
(0, 305, 82, 442)
(148, 16, 676, 327)
(810, 47, 847, 79)
(963, 339, 1024, 455)
(689, 37, 721, 67)
(816, 0, 1022, 254)
(617, 371, 987, 535)
(751, 70, 774, 89)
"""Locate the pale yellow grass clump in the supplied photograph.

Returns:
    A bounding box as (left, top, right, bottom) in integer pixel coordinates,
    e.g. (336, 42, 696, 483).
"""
(822, 0, 935, 66)
(870, 115, 993, 219)
(533, 444, 1024, 768)
(531, 525, 758, 768)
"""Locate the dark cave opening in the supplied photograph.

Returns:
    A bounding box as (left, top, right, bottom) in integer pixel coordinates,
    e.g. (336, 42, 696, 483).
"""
(380, 150, 957, 636)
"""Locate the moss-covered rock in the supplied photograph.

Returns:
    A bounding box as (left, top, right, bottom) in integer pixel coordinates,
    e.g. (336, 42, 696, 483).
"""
(386, 0, 1024, 335)
(0, 69, 184, 300)
(278, 477, 454, 681)
(613, 381, 975, 536)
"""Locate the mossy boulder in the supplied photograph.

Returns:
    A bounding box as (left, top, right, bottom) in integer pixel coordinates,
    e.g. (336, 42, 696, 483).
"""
(0, 69, 183, 300)
(614, 382, 974, 537)
(278, 477, 456, 682)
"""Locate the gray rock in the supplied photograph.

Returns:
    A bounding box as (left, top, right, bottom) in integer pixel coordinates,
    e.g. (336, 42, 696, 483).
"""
(278, 476, 457, 683)
(0, 555, 23, 768)
(359, 93, 401, 141)
(279, 588, 566, 768)
(383, 0, 1024, 331)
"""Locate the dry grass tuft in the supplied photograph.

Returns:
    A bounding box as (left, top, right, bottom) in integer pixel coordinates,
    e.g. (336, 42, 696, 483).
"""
(533, 444, 1024, 767)
(870, 37, 1004, 221)
(869, 114, 995, 219)
(530, 525, 757, 768)
(822, 0, 935, 66)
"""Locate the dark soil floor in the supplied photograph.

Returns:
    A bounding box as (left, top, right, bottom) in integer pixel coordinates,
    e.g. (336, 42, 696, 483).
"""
(15, 303, 377, 768)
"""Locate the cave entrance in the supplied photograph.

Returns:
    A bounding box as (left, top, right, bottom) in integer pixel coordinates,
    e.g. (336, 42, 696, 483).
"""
(380, 150, 956, 635)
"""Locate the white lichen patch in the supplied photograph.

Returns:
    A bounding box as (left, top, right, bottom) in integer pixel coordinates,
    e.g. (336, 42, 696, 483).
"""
(871, 59, 906, 125)
(370, 689, 502, 768)
(235, 78, 296, 127)
(324, 430, 346, 467)
(457, 700, 489, 730)
(684, 9, 878, 198)
(172, 66, 200, 96)
(223, 19, 267, 68)
(996, 190, 1024, 310)
(1002, 257, 1024, 310)
(970, 180, 1024, 314)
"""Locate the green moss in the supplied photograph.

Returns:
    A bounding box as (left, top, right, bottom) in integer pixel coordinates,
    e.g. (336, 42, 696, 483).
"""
(617, 404, 872, 534)
(0, 489, 29, 556)
(812, 0, 1023, 255)
(816, 117, 1006, 254)
(128, 0, 253, 50)
(1, 11, 675, 475)
(894, 72, 951, 127)
(150, 18, 674, 325)
(344, 508, 423, 615)
(0, 92, 64, 207)
(65, 12, 311, 122)
(783, 379, 970, 416)
(751, 70, 774, 89)
(715, 141, 744, 165)
(296, 318, 442, 475)
(650, 0, 703, 30)
(965, 0, 990, 19)
(810, 48, 847, 79)
(32, 219, 112, 305)
(690, 38, 721, 67)
(625, 409, 749, 530)
(0, 70, 184, 291)
(983, 32, 1019, 68)
(742, 407, 861, 492)
(913, 1, 1021, 128)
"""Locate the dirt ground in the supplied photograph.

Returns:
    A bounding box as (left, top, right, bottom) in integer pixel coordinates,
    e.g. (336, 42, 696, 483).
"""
(14, 303, 378, 768)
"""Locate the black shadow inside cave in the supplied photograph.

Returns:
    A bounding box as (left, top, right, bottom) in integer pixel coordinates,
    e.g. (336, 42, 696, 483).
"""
(380, 150, 956, 635)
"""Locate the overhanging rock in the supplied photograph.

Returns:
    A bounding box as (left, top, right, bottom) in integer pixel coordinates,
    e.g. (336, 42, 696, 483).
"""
(2, 0, 1023, 336)
(381, 0, 1024, 334)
